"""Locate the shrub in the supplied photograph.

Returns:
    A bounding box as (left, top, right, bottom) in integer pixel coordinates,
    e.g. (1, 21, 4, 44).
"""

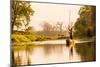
(25, 35, 36, 41)
(12, 34, 31, 43)
(35, 36, 47, 41)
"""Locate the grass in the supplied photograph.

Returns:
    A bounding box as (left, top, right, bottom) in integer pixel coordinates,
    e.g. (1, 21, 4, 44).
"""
(11, 34, 48, 43)
(12, 34, 32, 43)
(11, 33, 67, 44)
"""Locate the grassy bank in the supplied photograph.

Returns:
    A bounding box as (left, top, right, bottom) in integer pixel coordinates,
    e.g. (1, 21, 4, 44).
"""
(12, 34, 65, 43)
(11, 34, 48, 43)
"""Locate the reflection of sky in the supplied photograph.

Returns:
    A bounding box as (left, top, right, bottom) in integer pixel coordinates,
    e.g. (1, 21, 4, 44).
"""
(14, 44, 81, 65)
(29, 3, 82, 31)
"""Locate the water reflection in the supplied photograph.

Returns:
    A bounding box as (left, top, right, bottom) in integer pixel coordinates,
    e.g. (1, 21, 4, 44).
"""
(44, 45, 63, 55)
(75, 42, 96, 61)
(69, 47, 73, 58)
(25, 45, 33, 65)
(12, 41, 95, 66)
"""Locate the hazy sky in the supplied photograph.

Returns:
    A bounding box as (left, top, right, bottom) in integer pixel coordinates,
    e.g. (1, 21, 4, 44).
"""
(29, 2, 82, 31)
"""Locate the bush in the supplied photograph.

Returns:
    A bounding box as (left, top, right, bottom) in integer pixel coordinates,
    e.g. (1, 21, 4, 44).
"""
(35, 36, 47, 41)
(12, 34, 31, 43)
(11, 34, 49, 43)
(25, 35, 36, 41)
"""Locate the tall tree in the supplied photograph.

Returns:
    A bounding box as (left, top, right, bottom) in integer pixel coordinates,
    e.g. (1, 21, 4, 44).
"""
(74, 6, 96, 38)
(11, 0, 34, 32)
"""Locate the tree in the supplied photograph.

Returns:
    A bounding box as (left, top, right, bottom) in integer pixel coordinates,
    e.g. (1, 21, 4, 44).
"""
(41, 21, 52, 32)
(11, 0, 34, 32)
(25, 26, 34, 33)
(56, 22, 63, 32)
(74, 6, 96, 38)
(68, 25, 73, 39)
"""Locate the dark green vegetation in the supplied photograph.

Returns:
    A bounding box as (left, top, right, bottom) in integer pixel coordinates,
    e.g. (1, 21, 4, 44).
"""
(11, 0, 34, 32)
(74, 6, 96, 38)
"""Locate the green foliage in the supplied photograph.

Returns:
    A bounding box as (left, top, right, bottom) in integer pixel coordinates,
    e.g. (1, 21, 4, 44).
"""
(12, 34, 31, 43)
(12, 34, 48, 43)
(11, 0, 34, 31)
(25, 35, 36, 41)
(74, 6, 96, 38)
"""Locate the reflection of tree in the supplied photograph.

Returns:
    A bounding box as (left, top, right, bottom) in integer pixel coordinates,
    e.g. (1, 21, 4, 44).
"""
(11, 49, 15, 67)
(11, 46, 23, 67)
(15, 51, 22, 66)
(12, 45, 33, 66)
(69, 47, 73, 56)
(44, 45, 63, 55)
(69, 47, 74, 60)
(75, 42, 95, 61)
(25, 45, 33, 65)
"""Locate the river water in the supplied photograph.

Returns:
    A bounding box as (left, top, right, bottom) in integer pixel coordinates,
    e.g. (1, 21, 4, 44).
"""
(12, 39, 95, 66)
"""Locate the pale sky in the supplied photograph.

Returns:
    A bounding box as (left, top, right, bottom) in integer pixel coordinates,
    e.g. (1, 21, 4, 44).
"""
(29, 2, 82, 31)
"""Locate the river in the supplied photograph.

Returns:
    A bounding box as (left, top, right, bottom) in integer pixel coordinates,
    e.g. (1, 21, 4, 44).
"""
(12, 39, 95, 66)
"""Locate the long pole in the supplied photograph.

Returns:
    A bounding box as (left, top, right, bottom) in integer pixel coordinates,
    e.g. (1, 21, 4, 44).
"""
(69, 8, 71, 28)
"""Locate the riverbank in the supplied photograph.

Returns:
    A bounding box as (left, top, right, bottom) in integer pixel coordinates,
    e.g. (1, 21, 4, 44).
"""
(11, 33, 95, 46)
(11, 34, 67, 44)
(12, 39, 93, 46)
